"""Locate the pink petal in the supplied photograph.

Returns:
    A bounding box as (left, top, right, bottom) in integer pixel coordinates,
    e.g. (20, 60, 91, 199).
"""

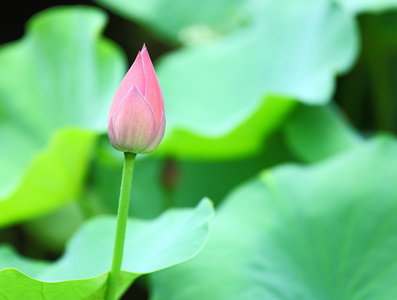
(109, 51, 146, 121)
(140, 112, 166, 154)
(113, 86, 156, 153)
(108, 116, 121, 151)
(141, 45, 164, 127)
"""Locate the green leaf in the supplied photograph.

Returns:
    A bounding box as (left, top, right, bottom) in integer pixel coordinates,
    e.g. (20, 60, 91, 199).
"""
(0, 128, 96, 228)
(284, 104, 363, 162)
(95, 0, 360, 160)
(0, 199, 214, 299)
(158, 95, 296, 159)
(153, 0, 358, 159)
(150, 136, 397, 299)
(94, 0, 246, 44)
(0, 6, 125, 228)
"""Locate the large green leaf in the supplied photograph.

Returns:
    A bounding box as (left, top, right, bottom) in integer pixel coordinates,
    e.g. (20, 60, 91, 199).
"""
(284, 104, 363, 162)
(0, 6, 125, 227)
(95, 0, 397, 43)
(92, 0, 397, 160)
(0, 128, 95, 228)
(94, 0, 245, 44)
(0, 198, 213, 299)
(153, 0, 357, 159)
(93, 0, 359, 159)
(150, 136, 397, 299)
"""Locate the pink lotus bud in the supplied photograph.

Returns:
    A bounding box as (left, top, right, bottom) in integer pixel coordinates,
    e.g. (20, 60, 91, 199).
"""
(108, 45, 165, 154)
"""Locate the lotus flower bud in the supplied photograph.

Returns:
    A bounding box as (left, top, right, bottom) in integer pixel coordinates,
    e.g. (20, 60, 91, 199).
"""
(108, 45, 165, 154)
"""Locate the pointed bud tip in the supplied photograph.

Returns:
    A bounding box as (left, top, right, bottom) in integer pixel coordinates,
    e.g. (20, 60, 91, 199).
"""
(141, 44, 148, 55)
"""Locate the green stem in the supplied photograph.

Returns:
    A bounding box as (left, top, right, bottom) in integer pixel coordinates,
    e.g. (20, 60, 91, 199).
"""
(105, 152, 136, 300)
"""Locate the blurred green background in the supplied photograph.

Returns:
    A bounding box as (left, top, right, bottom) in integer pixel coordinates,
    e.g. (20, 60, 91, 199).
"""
(1, 0, 397, 299)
